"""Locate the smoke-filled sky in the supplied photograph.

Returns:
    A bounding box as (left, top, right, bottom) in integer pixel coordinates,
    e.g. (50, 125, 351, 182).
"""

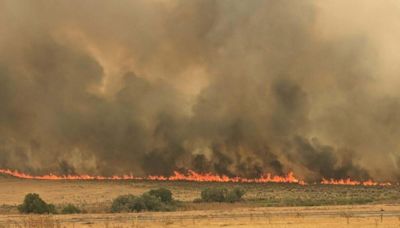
(1, 0, 400, 181)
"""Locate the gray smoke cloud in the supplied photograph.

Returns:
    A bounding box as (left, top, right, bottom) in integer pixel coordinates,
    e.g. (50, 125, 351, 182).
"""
(1, 0, 400, 181)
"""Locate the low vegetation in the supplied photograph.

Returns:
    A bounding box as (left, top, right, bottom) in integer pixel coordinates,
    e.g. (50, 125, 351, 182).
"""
(111, 194, 136, 212)
(61, 204, 82, 214)
(14, 183, 399, 215)
(111, 188, 177, 213)
(18, 193, 56, 214)
(197, 187, 246, 203)
(148, 187, 173, 203)
(226, 187, 246, 203)
(18, 193, 83, 214)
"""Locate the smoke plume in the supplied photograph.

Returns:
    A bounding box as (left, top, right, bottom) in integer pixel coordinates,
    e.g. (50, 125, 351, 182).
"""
(1, 0, 400, 181)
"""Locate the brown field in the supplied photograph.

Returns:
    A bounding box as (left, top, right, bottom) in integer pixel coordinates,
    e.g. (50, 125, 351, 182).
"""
(2, 175, 400, 227)
(2, 205, 400, 228)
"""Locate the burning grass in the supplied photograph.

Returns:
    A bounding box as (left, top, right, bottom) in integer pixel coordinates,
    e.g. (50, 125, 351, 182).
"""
(0, 169, 305, 184)
(0, 168, 394, 187)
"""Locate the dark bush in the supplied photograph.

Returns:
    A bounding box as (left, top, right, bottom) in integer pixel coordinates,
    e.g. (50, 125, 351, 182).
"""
(199, 187, 246, 203)
(18, 193, 56, 214)
(148, 188, 173, 203)
(111, 194, 136, 212)
(225, 187, 246, 203)
(111, 188, 177, 213)
(47, 204, 56, 213)
(141, 193, 163, 211)
(61, 204, 81, 214)
(193, 198, 203, 203)
(130, 197, 146, 212)
(200, 187, 228, 202)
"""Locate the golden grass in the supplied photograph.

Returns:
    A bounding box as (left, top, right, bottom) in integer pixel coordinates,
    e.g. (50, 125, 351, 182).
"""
(2, 177, 400, 227)
(1, 178, 399, 209)
(1, 208, 400, 228)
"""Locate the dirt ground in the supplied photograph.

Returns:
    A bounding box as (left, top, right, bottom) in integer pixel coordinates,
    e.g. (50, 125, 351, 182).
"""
(2, 176, 400, 227)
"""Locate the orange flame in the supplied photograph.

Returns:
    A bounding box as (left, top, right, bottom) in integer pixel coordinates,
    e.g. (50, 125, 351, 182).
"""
(0, 169, 139, 180)
(149, 170, 305, 185)
(321, 178, 391, 186)
(0, 168, 393, 186)
(0, 168, 304, 184)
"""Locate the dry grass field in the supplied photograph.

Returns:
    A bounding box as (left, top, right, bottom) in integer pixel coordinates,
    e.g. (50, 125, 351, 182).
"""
(1, 175, 400, 227)
(2, 205, 400, 227)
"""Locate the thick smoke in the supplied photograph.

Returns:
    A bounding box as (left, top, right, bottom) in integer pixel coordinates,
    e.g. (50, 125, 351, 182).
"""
(1, 0, 400, 180)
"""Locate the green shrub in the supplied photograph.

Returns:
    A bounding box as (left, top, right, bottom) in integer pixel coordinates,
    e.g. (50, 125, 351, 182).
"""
(193, 198, 203, 203)
(200, 187, 228, 202)
(130, 197, 146, 212)
(111, 194, 136, 212)
(225, 187, 246, 203)
(141, 193, 163, 211)
(148, 188, 173, 203)
(199, 187, 246, 203)
(61, 204, 81, 214)
(111, 188, 177, 213)
(18, 193, 56, 214)
(47, 204, 56, 214)
(111, 194, 156, 213)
